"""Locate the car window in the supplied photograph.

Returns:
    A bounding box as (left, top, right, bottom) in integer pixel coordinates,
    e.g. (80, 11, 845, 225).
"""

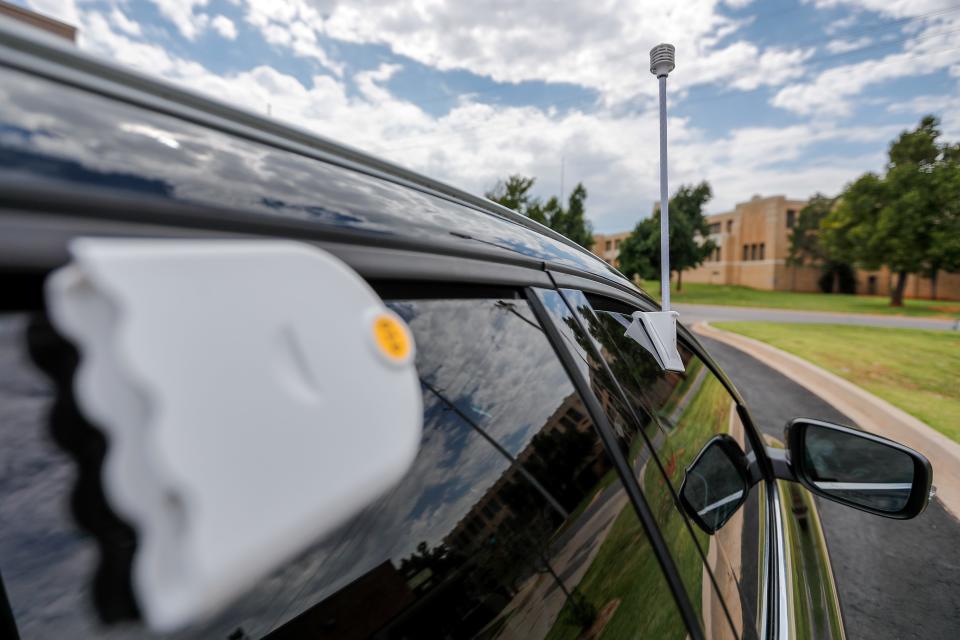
(558, 291, 764, 639)
(530, 289, 736, 639)
(0, 298, 689, 639)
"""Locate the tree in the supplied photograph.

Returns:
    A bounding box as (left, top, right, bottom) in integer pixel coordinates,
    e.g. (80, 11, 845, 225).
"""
(553, 184, 595, 249)
(486, 175, 594, 249)
(822, 116, 960, 306)
(927, 162, 960, 299)
(617, 181, 716, 292)
(788, 193, 834, 266)
(787, 193, 855, 293)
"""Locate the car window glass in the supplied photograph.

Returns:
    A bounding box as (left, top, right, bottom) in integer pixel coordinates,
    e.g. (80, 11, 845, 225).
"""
(532, 289, 736, 639)
(0, 300, 689, 639)
(563, 292, 764, 639)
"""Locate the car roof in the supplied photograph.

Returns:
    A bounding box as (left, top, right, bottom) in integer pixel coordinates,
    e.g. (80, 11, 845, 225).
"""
(0, 18, 644, 295)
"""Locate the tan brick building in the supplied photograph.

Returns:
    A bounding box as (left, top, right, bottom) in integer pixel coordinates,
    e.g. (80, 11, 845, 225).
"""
(0, 1, 77, 41)
(592, 230, 632, 268)
(597, 194, 960, 300)
(684, 195, 822, 291)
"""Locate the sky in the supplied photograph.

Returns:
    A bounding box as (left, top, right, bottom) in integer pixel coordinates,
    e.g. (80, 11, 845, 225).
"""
(12, 0, 960, 233)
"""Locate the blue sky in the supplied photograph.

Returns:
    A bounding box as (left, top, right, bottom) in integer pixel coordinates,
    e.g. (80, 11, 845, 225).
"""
(16, 0, 960, 232)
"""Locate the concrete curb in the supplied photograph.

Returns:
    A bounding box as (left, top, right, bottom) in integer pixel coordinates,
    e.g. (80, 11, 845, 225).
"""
(678, 302, 955, 323)
(693, 321, 960, 521)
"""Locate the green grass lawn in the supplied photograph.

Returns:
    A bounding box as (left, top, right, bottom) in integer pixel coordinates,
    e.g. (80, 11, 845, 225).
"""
(544, 503, 687, 640)
(638, 280, 960, 319)
(713, 322, 960, 443)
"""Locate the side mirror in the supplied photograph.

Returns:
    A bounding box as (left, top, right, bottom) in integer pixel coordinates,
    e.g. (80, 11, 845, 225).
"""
(679, 435, 751, 534)
(786, 418, 933, 519)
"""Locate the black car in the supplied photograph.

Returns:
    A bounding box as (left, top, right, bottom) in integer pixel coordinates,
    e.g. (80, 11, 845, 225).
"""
(0, 18, 931, 640)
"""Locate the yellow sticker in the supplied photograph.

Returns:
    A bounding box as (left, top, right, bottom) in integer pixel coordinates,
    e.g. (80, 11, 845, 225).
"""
(372, 314, 411, 362)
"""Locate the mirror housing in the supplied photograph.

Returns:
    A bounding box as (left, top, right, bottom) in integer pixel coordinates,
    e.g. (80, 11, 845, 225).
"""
(679, 435, 752, 534)
(785, 418, 933, 519)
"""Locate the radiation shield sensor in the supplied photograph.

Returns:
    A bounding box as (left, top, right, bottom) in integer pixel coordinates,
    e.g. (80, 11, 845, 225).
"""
(44, 239, 423, 632)
(624, 42, 684, 374)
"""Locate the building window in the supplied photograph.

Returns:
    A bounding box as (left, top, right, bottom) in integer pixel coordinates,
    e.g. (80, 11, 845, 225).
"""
(759, 243, 765, 260)
(727, 220, 733, 233)
(614, 239, 621, 249)
(708, 222, 721, 234)
(605, 240, 612, 251)
(786, 209, 796, 228)
(715, 247, 721, 261)
(743, 245, 749, 261)
(750, 244, 757, 260)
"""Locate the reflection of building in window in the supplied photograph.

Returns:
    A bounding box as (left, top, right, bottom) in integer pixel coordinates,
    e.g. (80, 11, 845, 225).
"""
(443, 392, 603, 554)
(267, 561, 415, 639)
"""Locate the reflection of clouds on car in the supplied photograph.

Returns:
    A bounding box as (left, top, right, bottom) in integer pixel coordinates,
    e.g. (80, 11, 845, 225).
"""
(0, 69, 612, 278)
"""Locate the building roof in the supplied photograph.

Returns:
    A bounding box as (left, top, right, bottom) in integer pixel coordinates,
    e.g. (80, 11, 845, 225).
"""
(0, 1, 76, 42)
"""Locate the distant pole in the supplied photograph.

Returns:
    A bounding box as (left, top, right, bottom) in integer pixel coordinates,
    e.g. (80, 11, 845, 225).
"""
(650, 43, 675, 311)
(560, 155, 565, 202)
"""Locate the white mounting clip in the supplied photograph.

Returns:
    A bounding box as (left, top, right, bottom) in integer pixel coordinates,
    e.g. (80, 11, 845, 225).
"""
(625, 310, 684, 372)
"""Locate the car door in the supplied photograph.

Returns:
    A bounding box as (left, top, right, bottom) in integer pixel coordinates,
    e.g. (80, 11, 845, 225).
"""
(0, 289, 696, 639)
(542, 287, 767, 639)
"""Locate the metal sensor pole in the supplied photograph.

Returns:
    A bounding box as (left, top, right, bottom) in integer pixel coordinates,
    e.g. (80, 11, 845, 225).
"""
(650, 43, 675, 311)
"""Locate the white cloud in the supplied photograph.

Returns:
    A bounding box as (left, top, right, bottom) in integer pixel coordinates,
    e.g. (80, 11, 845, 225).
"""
(240, 0, 811, 104)
(19, 0, 935, 233)
(772, 11, 960, 117)
(211, 14, 237, 40)
(149, 0, 210, 40)
(825, 36, 872, 53)
(887, 84, 960, 138)
(109, 8, 141, 36)
(810, 0, 957, 19)
(243, 0, 341, 74)
(825, 14, 858, 35)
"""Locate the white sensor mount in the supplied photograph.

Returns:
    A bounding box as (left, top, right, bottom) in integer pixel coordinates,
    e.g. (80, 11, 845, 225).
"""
(650, 43, 676, 78)
(45, 239, 423, 632)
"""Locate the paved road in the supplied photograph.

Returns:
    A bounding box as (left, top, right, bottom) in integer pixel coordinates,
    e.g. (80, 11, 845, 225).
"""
(698, 335, 960, 639)
(676, 303, 959, 331)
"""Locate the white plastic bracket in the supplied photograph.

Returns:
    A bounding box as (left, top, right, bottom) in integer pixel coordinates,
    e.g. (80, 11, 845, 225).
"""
(44, 239, 423, 632)
(625, 310, 685, 372)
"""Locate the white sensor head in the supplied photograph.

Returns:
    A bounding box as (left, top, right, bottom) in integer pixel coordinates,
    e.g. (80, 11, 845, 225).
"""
(650, 43, 676, 77)
(45, 239, 423, 632)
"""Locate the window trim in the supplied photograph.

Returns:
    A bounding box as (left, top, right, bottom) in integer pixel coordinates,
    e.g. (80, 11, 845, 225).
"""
(528, 286, 708, 640)
(549, 277, 780, 639)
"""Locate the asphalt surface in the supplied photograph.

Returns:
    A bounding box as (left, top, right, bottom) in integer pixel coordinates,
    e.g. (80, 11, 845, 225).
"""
(676, 303, 959, 331)
(698, 335, 960, 639)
